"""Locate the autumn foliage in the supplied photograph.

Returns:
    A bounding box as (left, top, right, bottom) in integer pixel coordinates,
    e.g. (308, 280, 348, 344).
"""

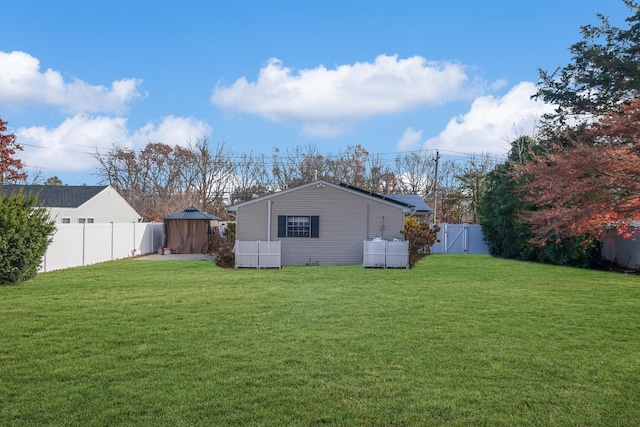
(515, 142, 640, 243)
(401, 217, 439, 267)
(516, 99, 640, 243)
(0, 118, 27, 184)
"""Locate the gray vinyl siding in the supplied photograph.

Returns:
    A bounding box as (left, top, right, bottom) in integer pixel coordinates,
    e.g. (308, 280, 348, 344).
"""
(235, 200, 269, 241)
(235, 184, 405, 266)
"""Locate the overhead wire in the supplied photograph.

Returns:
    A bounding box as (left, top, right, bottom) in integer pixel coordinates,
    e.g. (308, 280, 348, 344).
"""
(19, 140, 507, 179)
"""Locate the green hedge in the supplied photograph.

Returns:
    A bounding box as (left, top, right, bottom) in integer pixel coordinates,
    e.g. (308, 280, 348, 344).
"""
(0, 189, 56, 284)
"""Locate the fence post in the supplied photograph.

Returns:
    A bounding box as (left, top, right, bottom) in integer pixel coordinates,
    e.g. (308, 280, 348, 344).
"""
(443, 223, 448, 254)
(82, 222, 86, 266)
(463, 223, 468, 253)
(111, 222, 114, 260)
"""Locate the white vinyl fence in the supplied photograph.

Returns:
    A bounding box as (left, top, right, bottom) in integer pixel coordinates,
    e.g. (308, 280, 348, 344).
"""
(430, 223, 489, 254)
(41, 222, 164, 272)
(363, 239, 409, 268)
(234, 241, 281, 268)
(602, 229, 640, 270)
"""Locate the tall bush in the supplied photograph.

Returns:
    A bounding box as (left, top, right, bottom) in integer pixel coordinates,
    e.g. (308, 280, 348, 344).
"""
(478, 162, 538, 261)
(212, 225, 235, 268)
(401, 217, 439, 267)
(0, 190, 56, 284)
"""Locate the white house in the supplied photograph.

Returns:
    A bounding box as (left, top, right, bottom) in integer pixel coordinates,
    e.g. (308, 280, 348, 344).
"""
(1, 184, 141, 224)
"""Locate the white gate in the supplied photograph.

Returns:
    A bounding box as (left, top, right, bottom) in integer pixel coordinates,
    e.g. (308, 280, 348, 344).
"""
(234, 241, 281, 269)
(430, 223, 489, 254)
(363, 239, 409, 268)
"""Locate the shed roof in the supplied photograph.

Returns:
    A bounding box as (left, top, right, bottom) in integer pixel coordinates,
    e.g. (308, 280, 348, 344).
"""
(0, 184, 109, 208)
(163, 205, 221, 220)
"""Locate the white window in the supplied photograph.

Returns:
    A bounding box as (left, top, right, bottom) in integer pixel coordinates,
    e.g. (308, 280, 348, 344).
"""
(78, 218, 95, 224)
(61, 218, 71, 224)
(277, 215, 319, 238)
(287, 216, 310, 237)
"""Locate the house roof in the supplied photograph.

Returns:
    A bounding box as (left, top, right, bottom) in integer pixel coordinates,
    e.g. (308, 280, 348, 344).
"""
(336, 182, 414, 208)
(227, 180, 424, 214)
(163, 205, 221, 220)
(338, 183, 432, 214)
(0, 184, 109, 208)
(383, 194, 432, 214)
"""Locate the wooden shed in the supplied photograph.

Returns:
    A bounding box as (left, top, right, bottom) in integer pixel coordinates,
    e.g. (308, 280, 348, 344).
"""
(163, 206, 221, 254)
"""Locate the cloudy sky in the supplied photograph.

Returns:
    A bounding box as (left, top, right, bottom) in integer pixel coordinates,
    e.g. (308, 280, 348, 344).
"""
(0, 1, 631, 185)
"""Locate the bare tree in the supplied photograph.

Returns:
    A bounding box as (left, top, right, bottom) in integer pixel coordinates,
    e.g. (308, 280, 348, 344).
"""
(363, 152, 398, 194)
(434, 160, 463, 223)
(95, 139, 235, 221)
(291, 144, 328, 184)
(455, 153, 496, 223)
(178, 138, 235, 217)
(326, 144, 370, 187)
(394, 150, 435, 197)
(230, 151, 271, 204)
(270, 144, 328, 190)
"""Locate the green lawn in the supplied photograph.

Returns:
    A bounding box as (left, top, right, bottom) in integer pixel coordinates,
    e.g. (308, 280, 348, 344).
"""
(1, 255, 639, 426)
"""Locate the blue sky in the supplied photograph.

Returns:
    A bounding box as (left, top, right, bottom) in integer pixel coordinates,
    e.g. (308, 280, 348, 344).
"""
(0, 0, 632, 185)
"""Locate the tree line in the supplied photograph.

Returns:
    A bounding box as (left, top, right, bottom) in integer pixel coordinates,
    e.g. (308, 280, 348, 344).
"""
(93, 140, 497, 223)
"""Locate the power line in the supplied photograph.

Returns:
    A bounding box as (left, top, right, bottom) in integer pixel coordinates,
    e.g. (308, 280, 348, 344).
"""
(19, 141, 507, 172)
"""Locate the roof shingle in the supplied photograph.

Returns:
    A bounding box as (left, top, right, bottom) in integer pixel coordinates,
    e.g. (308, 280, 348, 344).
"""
(0, 185, 108, 208)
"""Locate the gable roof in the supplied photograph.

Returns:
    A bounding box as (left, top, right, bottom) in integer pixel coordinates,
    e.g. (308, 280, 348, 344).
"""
(227, 180, 423, 214)
(0, 184, 109, 208)
(163, 205, 221, 220)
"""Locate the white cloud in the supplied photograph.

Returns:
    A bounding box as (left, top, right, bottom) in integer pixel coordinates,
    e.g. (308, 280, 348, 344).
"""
(0, 51, 145, 114)
(397, 127, 423, 151)
(18, 115, 212, 173)
(301, 122, 350, 138)
(131, 115, 212, 147)
(423, 81, 555, 154)
(18, 115, 129, 172)
(212, 55, 481, 135)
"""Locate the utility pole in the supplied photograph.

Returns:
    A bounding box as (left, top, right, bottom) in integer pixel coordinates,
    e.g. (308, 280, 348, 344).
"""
(433, 150, 440, 225)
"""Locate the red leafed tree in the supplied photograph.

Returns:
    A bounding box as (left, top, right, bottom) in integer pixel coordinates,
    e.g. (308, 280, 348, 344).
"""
(587, 99, 640, 143)
(516, 100, 640, 242)
(0, 118, 27, 184)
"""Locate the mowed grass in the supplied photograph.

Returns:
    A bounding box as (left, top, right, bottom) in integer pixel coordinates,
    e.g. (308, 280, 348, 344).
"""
(1, 256, 639, 426)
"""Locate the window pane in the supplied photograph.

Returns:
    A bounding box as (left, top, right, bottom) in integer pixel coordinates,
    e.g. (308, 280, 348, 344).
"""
(78, 218, 86, 223)
(87, 218, 95, 223)
(287, 216, 310, 237)
(62, 218, 71, 224)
